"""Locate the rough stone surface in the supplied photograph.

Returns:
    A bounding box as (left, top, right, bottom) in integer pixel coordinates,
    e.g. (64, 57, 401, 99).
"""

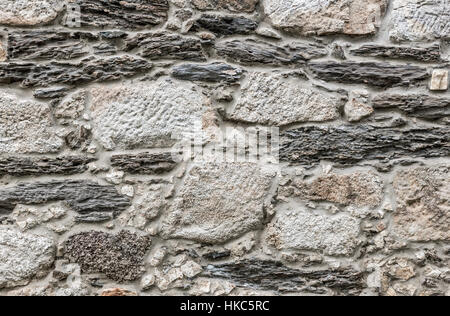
(390, 0, 450, 42)
(430, 69, 448, 91)
(172, 63, 243, 83)
(227, 72, 342, 126)
(0, 156, 94, 177)
(65, 231, 151, 282)
(350, 44, 442, 63)
(0, 227, 55, 289)
(0, 39, 6, 62)
(65, 0, 170, 29)
(372, 94, 450, 121)
(393, 166, 449, 242)
(191, 15, 258, 36)
(161, 163, 274, 243)
(90, 81, 207, 150)
(204, 259, 366, 294)
(309, 62, 429, 88)
(216, 39, 328, 66)
(0, 0, 65, 26)
(345, 90, 374, 122)
(111, 152, 177, 174)
(280, 125, 450, 166)
(0, 180, 131, 216)
(279, 172, 384, 208)
(125, 32, 206, 61)
(266, 209, 361, 256)
(264, 0, 387, 36)
(191, 0, 259, 13)
(0, 92, 63, 154)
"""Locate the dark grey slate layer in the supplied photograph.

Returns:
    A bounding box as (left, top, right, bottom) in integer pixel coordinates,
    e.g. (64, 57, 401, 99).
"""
(7, 31, 97, 60)
(309, 62, 429, 88)
(350, 44, 442, 62)
(65, 230, 151, 282)
(0, 180, 131, 216)
(280, 125, 450, 166)
(216, 39, 328, 66)
(124, 32, 207, 61)
(0, 156, 94, 177)
(111, 152, 177, 175)
(191, 15, 258, 36)
(372, 94, 450, 121)
(204, 260, 365, 294)
(172, 63, 243, 83)
(0, 56, 152, 87)
(75, 212, 115, 223)
(33, 87, 71, 99)
(66, 0, 169, 29)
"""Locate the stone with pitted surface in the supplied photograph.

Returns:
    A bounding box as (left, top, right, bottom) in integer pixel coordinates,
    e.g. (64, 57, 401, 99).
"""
(0, 0, 65, 26)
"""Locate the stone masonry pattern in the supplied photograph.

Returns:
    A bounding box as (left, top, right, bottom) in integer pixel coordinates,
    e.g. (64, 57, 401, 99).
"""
(0, 0, 449, 297)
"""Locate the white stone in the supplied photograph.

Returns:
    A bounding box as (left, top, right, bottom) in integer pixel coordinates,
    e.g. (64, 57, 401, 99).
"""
(0, 0, 65, 26)
(430, 69, 449, 91)
(181, 261, 203, 278)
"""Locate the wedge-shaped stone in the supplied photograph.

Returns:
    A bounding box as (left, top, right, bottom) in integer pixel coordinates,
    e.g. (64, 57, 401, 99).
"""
(393, 166, 449, 242)
(90, 81, 207, 150)
(280, 125, 450, 166)
(172, 63, 243, 83)
(350, 44, 442, 63)
(0, 56, 152, 87)
(124, 32, 206, 61)
(161, 163, 274, 243)
(0, 227, 55, 289)
(0, 0, 65, 26)
(191, 15, 258, 36)
(0, 156, 95, 177)
(65, 0, 169, 29)
(266, 209, 361, 256)
(0, 180, 131, 216)
(0, 92, 63, 154)
(309, 62, 429, 88)
(372, 94, 450, 121)
(204, 259, 365, 294)
(111, 152, 177, 175)
(279, 172, 384, 208)
(227, 72, 342, 126)
(216, 39, 327, 66)
(390, 0, 450, 42)
(65, 230, 151, 281)
(191, 0, 259, 13)
(264, 0, 387, 36)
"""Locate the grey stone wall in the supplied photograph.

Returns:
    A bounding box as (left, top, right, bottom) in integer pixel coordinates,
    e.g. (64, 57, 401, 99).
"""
(0, 0, 449, 296)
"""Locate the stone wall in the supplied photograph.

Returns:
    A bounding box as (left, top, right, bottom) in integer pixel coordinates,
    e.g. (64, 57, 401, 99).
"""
(0, 0, 449, 296)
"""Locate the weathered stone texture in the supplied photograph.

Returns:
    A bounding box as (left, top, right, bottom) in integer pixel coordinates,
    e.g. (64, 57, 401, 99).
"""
(65, 231, 151, 281)
(393, 166, 449, 242)
(280, 125, 450, 166)
(350, 44, 442, 63)
(0, 92, 63, 154)
(191, 15, 258, 36)
(111, 152, 177, 174)
(227, 72, 342, 126)
(309, 62, 429, 88)
(65, 0, 169, 29)
(0, 180, 131, 216)
(0, 227, 55, 289)
(172, 63, 243, 83)
(264, 0, 387, 36)
(125, 32, 206, 61)
(430, 69, 449, 91)
(372, 94, 450, 121)
(279, 172, 384, 208)
(161, 163, 274, 243)
(191, 0, 259, 13)
(216, 39, 327, 66)
(204, 259, 365, 294)
(0, 0, 65, 26)
(0, 156, 94, 177)
(266, 209, 361, 256)
(90, 81, 207, 150)
(0, 39, 6, 62)
(390, 0, 450, 42)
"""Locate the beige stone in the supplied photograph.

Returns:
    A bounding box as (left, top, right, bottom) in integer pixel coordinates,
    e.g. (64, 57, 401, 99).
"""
(0, 0, 65, 26)
(263, 0, 387, 36)
(345, 90, 374, 122)
(0, 40, 6, 62)
(393, 166, 449, 242)
(430, 69, 448, 91)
